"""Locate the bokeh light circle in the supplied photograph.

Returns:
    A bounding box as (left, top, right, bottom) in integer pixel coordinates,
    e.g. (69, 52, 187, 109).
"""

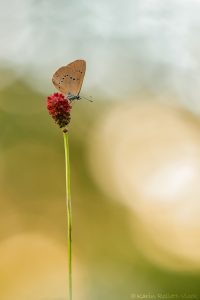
(0, 233, 85, 300)
(88, 101, 200, 271)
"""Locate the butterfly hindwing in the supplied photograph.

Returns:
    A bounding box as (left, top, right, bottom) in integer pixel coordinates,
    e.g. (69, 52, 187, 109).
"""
(52, 60, 86, 99)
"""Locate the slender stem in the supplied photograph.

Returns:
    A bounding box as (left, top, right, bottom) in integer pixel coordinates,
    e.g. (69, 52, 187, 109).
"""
(63, 131, 72, 300)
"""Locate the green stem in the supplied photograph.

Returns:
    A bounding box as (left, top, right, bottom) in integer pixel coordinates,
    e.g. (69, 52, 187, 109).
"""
(63, 131, 72, 300)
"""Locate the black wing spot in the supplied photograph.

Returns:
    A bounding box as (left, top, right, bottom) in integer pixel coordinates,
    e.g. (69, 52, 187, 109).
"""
(73, 78, 75, 80)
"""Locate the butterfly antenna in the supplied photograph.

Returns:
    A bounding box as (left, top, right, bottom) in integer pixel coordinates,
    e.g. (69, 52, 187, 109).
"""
(81, 95, 94, 102)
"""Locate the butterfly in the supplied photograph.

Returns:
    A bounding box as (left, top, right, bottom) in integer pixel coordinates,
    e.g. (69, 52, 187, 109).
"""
(52, 59, 86, 101)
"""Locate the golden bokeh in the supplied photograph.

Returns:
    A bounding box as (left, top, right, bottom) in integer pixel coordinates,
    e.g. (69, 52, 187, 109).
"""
(1, 0, 200, 298)
(88, 101, 200, 271)
(0, 233, 85, 300)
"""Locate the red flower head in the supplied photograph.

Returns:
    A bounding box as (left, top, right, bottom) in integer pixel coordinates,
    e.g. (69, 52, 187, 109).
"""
(47, 93, 72, 130)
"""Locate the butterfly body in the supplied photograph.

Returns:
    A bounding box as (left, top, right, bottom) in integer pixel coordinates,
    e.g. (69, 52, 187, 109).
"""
(66, 92, 81, 101)
(52, 59, 86, 101)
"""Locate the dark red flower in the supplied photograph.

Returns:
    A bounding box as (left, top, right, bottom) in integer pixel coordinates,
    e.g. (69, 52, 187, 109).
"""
(47, 93, 72, 129)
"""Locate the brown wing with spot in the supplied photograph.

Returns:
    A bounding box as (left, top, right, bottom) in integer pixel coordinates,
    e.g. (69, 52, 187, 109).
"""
(52, 60, 86, 96)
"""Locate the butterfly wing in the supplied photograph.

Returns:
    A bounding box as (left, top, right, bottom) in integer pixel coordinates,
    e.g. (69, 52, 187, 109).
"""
(52, 60, 86, 97)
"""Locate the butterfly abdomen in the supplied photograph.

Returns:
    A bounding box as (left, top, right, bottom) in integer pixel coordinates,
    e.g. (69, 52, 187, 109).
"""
(66, 93, 81, 101)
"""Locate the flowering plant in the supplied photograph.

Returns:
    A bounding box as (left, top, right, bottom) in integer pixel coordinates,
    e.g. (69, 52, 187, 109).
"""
(47, 92, 73, 300)
(47, 92, 72, 130)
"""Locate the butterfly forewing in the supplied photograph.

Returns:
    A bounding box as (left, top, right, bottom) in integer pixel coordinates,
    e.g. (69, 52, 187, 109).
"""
(52, 60, 86, 98)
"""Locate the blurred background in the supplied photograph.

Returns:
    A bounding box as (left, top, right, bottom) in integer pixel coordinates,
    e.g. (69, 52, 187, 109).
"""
(1, 0, 200, 299)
